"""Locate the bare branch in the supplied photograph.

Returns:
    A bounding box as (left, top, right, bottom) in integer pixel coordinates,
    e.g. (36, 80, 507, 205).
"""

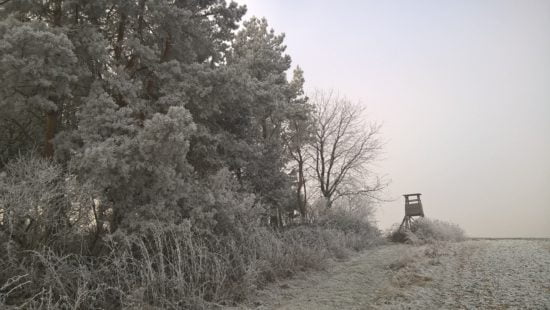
(310, 90, 383, 207)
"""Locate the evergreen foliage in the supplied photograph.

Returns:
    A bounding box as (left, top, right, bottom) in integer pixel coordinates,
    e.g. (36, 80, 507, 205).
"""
(0, 1, 383, 308)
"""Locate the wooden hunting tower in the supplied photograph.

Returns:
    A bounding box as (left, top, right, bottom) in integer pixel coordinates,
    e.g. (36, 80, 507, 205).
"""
(399, 193, 424, 231)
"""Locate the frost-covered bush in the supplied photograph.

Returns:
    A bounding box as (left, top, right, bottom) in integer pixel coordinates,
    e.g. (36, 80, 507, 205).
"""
(1, 221, 383, 309)
(411, 218, 466, 242)
(252, 226, 329, 282)
(315, 202, 382, 251)
(0, 154, 91, 251)
(318, 207, 377, 233)
(389, 218, 466, 244)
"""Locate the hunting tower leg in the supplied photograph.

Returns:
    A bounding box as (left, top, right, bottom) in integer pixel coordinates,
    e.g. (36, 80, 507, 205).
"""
(399, 193, 425, 232)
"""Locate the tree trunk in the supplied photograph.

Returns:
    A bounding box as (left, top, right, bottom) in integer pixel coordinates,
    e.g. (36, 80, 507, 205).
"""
(44, 111, 57, 158)
(43, 0, 63, 158)
(161, 32, 172, 62)
(52, 0, 63, 26)
(137, 0, 147, 40)
(296, 155, 308, 220)
(114, 12, 127, 62)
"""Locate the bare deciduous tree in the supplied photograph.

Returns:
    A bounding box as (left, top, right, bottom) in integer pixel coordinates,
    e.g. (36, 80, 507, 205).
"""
(311, 90, 385, 207)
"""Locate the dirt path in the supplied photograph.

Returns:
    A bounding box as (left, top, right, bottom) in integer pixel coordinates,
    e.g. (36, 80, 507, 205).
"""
(244, 239, 550, 309)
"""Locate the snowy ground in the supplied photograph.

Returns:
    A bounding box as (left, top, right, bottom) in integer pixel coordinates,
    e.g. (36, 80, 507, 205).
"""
(240, 239, 550, 309)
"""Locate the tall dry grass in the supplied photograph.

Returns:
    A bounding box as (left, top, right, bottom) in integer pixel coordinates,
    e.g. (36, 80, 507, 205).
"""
(1, 213, 381, 309)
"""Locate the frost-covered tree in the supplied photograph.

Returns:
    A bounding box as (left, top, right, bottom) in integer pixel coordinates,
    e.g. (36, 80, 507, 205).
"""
(0, 1, 310, 231)
(311, 91, 384, 207)
(71, 84, 196, 232)
(1, 0, 248, 232)
(0, 17, 80, 161)
(224, 18, 310, 225)
(0, 2, 389, 308)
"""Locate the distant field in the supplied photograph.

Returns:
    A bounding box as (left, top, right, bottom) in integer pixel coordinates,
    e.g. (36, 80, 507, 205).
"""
(470, 237, 550, 241)
(244, 239, 550, 309)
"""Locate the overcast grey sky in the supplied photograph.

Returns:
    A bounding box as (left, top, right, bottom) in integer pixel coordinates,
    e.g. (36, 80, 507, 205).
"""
(241, 0, 550, 237)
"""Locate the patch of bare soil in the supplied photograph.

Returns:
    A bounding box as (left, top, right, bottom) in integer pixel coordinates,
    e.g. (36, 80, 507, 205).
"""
(237, 239, 550, 309)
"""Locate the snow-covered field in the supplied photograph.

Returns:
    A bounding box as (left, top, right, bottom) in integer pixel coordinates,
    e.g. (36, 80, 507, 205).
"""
(243, 239, 550, 309)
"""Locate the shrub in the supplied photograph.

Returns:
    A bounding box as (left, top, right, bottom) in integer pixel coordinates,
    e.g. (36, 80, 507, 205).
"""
(388, 223, 409, 243)
(316, 207, 382, 251)
(0, 154, 67, 250)
(252, 226, 330, 283)
(0, 153, 96, 254)
(388, 218, 466, 244)
(0, 158, 383, 309)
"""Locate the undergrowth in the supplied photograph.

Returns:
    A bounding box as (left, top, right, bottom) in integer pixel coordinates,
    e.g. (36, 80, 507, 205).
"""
(0, 214, 381, 309)
(388, 217, 466, 244)
(0, 155, 382, 309)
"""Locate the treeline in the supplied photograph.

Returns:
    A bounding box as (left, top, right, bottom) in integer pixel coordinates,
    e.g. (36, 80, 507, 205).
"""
(0, 1, 382, 308)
